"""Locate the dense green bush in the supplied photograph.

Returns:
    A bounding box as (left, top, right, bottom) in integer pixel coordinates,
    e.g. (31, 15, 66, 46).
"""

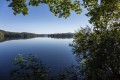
(71, 27, 120, 80)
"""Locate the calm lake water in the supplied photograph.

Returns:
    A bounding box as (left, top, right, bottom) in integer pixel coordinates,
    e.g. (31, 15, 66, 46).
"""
(0, 37, 76, 80)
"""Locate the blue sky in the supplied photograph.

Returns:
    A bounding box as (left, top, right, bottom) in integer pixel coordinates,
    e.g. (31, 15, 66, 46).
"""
(0, 1, 90, 34)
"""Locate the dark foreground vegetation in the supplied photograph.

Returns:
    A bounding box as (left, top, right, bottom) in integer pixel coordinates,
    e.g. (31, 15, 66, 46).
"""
(70, 26, 120, 80)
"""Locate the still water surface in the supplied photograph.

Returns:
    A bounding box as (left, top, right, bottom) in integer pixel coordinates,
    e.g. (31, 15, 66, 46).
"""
(0, 37, 76, 79)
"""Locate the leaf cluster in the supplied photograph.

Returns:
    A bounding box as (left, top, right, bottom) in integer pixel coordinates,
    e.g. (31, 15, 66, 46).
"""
(83, 0, 120, 29)
(6, 0, 82, 18)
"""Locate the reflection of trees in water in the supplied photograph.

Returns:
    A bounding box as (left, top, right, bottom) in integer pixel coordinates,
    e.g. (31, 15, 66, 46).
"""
(11, 54, 80, 80)
(57, 65, 81, 80)
(10, 26, 120, 80)
(48, 33, 74, 39)
(11, 54, 49, 80)
(0, 31, 38, 42)
(10, 54, 81, 80)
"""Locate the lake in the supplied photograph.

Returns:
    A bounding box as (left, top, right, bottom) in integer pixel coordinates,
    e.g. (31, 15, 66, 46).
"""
(0, 37, 76, 80)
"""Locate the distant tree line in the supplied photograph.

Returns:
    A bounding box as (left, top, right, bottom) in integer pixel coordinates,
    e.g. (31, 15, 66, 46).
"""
(48, 33, 74, 39)
(0, 32, 4, 41)
(0, 30, 38, 42)
(0, 30, 75, 42)
(4, 32, 37, 39)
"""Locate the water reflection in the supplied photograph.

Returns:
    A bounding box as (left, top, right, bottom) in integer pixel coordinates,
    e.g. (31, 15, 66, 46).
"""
(11, 54, 49, 80)
(0, 37, 75, 80)
(0, 36, 36, 43)
(10, 54, 80, 80)
(1, 33, 120, 80)
(10, 54, 78, 80)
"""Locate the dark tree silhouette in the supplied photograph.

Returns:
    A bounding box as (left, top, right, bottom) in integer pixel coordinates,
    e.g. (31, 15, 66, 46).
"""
(71, 26, 120, 80)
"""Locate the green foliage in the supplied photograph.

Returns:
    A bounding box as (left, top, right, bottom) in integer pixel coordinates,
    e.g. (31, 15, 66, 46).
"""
(5, 0, 120, 24)
(69, 1, 120, 79)
(83, 0, 120, 29)
(71, 27, 120, 80)
(11, 54, 49, 80)
(7, 0, 28, 15)
(5, 0, 120, 31)
(6, 0, 82, 18)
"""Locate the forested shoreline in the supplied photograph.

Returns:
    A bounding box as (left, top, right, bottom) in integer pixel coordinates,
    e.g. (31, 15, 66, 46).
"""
(48, 33, 74, 39)
(0, 30, 38, 42)
(0, 30, 74, 42)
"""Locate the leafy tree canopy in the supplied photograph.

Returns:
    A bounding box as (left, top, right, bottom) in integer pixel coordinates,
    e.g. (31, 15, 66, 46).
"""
(6, 0, 120, 29)
(71, 26, 120, 80)
(70, 0, 120, 79)
(6, 0, 82, 18)
(84, 0, 120, 29)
